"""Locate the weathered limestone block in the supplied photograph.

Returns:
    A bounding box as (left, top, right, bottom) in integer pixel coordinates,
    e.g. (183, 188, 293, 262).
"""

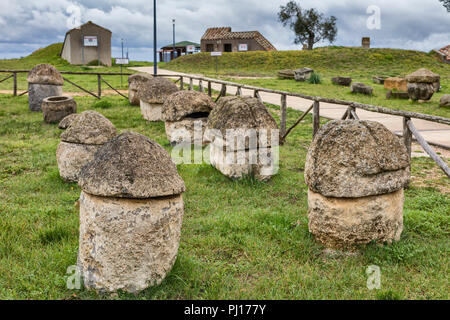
(56, 142, 101, 182)
(27, 64, 64, 112)
(56, 111, 117, 182)
(406, 69, 440, 101)
(42, 96, 77, 124)
(351, 82, 373, 95)
(407, 82, 435, 102)
(128, 73, 153, 106)
(77, 132, 186, 293)
(332, 76, 352, 86)
(162, 90, 215, 146)
(386, 90, 409, 100)
(305, 120, 410, 198)
(372, 76, 386, 85)
(294, 68, 314, 82)
(384, 77, 407, 92)
(139, 77, 178, 121)
(308, 189, 404, 250)
(78, 191, 184, 293)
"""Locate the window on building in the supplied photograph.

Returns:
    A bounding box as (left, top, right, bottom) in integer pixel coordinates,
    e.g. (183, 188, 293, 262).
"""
(206, 44, 214, 52)
(224, 44, 232, 52)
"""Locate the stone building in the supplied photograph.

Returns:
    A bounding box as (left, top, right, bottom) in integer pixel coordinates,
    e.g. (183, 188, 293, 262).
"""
(200, 27, 277, 53)
(60, 21, 112, 66)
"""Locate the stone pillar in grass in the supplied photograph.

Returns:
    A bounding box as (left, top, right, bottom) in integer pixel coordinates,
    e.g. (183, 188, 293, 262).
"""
(56, 111, 117, 182)
(77, 131, 186, 293)
(138, 77, 178, 121)
(162, 90, 215, 146)
(27, 64, 64, 112)
(305, 120, 410, 251)
(406, 68, 441, 102)
(206, 96, 279, 182)
(128, 73, 153, 106)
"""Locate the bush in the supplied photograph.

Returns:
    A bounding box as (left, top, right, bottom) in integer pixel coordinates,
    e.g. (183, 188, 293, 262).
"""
(308, 72, 322, 84)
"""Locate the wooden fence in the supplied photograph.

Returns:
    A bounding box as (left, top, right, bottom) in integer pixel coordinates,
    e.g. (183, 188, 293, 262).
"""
(1, 69, 449, 178)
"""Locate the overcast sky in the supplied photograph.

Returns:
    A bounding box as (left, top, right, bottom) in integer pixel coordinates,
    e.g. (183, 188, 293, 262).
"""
(0, 0, 449, 61)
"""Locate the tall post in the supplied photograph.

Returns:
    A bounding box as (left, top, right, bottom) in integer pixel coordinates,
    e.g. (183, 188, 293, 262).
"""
(180, 76, 184, 90)
(121, 38, 124, 88)
(403, 117, 412, 161)
(97, 74, 102, 98)
(280, 94, 287, 137)
(313, 100, 320, 138)
(172, 19, 176, 61)
(208, 81, 212, 97)
(153, 0, 157, 76)
(13, 72, 17, 97)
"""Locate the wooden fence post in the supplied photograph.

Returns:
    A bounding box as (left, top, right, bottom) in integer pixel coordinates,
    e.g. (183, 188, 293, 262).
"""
(254, 90, 262, 103)
(97, 74, 102, 98)
(236, 86, 242, 96)
(199, 80, 204, 93)
(208, 81, 212, 96)
(189, 78, 193, 91)
(280, 94, 287, 137)
(313, 100, 320, 138)
(13, 72, 17, 96)
(403, 117, 412, 160)
(180, 76, 184, 90)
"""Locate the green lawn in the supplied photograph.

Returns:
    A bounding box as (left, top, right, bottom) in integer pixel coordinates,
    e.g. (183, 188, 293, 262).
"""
(0, 94, 448, 300)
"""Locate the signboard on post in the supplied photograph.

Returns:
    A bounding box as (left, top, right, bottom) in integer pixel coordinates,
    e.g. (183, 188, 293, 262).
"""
(238, 44, 248, 52)
(84, 36, 98, 47)
(186, 45, 196, 53)
(211, 51, 222, 57)
(115, 58, 129, 65)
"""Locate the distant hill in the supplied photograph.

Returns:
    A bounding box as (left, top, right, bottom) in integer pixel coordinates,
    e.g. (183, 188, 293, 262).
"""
(0, 43, 69, 70)
(164, 46, 450, 79)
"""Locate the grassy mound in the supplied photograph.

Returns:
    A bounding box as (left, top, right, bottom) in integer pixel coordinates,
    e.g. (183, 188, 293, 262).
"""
(164, 46, 449, 78)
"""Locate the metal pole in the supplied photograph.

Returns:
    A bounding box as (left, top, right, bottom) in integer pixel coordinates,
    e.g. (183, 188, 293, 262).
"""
(121, 38, 124, 88)
(172, 19, 176, 61)
(153, 0, 157, 76)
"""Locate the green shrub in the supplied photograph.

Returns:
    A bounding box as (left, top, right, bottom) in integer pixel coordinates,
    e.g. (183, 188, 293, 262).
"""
(308, 72, 322, 84)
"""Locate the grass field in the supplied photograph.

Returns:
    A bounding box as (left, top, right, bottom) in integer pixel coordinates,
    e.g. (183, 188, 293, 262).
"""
(164, 46, 450, 118)
(0, 94, 448, 300)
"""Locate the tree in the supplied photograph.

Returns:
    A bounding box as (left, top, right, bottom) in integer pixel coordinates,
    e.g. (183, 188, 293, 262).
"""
(439, 0, 450, 11)
(278, 1, 337, 50)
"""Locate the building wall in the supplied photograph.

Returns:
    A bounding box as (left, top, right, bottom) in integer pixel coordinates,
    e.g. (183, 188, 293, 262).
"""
(201, 38, 266, 53)
(61, 34, 71, 62)
(63, 24, 112, 66)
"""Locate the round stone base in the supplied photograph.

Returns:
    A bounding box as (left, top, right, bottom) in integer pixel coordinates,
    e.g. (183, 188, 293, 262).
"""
(28, 83, 63, 112)
(42, 96, 77, 124)
(308, 189, 404, 250)
(56, 141, 100, 182)
(140, 100, 162, 121)
(78, 191, 184, 293)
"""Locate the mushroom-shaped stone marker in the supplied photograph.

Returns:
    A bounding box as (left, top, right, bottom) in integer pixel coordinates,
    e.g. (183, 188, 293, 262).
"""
(27, 64, 64, 112)
(138, 77, 178, 121)
(77, 131, 186, 293)
(128, 73, 153, 106)
(206, 96, 279, 181)
(56, 111, 117, 182)
(406, 68, 441, 101)
(58, 113, 80, 130)
(162, 90, 215, 146)
(305, 120, 411, 251)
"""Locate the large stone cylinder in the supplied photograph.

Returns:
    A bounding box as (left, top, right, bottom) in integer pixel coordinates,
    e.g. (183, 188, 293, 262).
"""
(138, 77, 178, 121)
(42, 96, 77, 124)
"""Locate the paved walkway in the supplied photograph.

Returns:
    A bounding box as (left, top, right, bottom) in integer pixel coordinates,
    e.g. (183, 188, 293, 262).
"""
(132, 67, 450, 149)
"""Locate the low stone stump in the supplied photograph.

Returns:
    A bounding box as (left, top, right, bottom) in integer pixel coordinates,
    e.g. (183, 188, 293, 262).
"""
(305, 120, 410, 251)
(332, 76, 352, 86)
(406, 68, 440, 101)
(56, 111, 117, 182)
(440, 94, 450, 108)
(373, 76, 386, 85)
(277, 70, 295, 79)
(139, 77, 178, 121)
(384, 77, 407, 92)
(42, 96, 77, 124)
(77, 132, 186, 293)
(351, 82, 373, 95)
(294, 68, 314, 82)
(27, 64, 64, 112)
(162, 90, 215, 146)
(128, 73, 153, 106)
(206, 96, 279, 181)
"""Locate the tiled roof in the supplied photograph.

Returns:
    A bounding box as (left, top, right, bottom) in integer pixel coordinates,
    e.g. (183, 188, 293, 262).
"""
(201, 27, 277, 51)
(439, 45, 450, 61)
